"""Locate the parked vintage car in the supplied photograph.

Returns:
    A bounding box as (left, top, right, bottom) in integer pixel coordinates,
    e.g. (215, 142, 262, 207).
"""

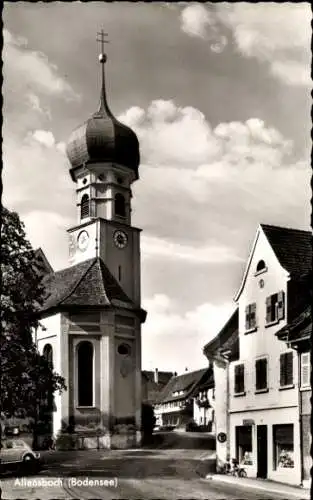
(0, 439, 41, 474)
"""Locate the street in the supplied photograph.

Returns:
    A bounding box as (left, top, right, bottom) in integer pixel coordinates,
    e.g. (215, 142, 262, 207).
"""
(1, 444, 309, 500)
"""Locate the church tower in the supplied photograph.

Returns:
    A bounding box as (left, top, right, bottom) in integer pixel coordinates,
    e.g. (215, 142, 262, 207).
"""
(37, 38, 146, 449)
(66, 51, 141, 306)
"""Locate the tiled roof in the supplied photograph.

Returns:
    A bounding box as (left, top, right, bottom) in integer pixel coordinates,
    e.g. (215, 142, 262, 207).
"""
(276, 305, 312, 344)
(261, 224, 312, 277)
(141, 371, 173, 386)
(156, 368, 211, 404)
(40, 257, 143, 315)
(141, 371, 174, 405)
(203, 308, 239, 360)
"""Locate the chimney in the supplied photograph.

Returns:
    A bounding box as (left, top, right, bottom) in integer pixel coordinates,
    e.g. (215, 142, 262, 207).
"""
(154, 368, 158, 384)
(185, 367, 188, 372)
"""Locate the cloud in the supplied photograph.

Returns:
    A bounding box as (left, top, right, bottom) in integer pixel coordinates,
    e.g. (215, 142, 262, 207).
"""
(27, 93, 52, 120)
(217, 3, 310, 86)
(3, 29, 79, 99)
(180, 3, 228, 53)
(141, 294, 235, 372)
(180, 3, 310, 86)
(120, 102, 292, 170)
(122, 99, 309, 259)
(181, 4, 216, 39)
(141, 235, 243, 264)
(31, 130, 56, 148)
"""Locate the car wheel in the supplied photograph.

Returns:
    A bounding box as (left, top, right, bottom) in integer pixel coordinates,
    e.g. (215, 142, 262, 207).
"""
(22, 454, 36, 474)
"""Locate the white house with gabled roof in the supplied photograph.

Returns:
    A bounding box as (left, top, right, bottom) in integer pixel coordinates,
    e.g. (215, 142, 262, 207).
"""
(204, 223, 311, 487)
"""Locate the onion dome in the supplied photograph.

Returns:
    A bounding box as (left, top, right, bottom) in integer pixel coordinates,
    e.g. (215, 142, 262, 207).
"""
(66, 53, 140, 179)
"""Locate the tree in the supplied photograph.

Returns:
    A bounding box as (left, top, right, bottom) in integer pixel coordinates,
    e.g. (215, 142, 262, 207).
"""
(0, 206, 66, 447)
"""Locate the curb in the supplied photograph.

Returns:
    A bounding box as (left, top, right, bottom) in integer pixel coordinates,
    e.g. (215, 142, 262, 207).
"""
(205, 474, 310, 499)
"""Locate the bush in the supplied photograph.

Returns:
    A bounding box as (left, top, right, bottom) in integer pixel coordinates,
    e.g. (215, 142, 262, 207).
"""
(185, 420, 198, 432)
(55, 432, 78, 450)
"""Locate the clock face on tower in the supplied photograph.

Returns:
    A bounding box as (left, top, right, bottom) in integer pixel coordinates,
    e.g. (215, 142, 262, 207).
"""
(113, 230, 128, 249)
(77, 230, 90, 251)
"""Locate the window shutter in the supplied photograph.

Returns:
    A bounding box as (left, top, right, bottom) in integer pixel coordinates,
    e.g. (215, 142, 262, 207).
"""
(285, 352, 293, 385)
(251, 303, 256, 328)
(301, 353, 310, 386)
(245, 305, 250, 330)
(277, 291, 285, 320)
(266, 296, 272, 323)
(280, 353, 286, 387)
(235, 364, 244, 394)
(280, 352, 293, 386)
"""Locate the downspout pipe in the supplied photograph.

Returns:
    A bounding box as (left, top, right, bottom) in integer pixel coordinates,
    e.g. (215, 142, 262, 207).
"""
(297, 347, 304, 486)
(288, 335, 304, 487)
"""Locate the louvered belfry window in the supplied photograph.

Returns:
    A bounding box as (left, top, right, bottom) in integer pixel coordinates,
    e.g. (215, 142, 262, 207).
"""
(245, 303, 257, 330)
(234, 364, 245, 394)
(255, 358, 267, 391)
(266, 291, 285, 324)
(280, 352, 293, 387)
(114, 193, 126, 217)
(80, 194, 90, 219)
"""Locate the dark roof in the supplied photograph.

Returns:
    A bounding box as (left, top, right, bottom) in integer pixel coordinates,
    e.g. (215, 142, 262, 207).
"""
(142, 371, 173, 386)
(40, 257, 145, 318)
(141, 371, 174, 405)
(66, 60, 139, 179)
(203, 308, 239, 361)
(34, 248, 54, 275)
(261, 224, 312, 277)
(157, 368, 211, 404)
(276, 305, 312, 344)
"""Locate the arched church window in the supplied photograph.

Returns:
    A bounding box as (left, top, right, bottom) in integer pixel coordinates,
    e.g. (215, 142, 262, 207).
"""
(77, 341, 94, 407)
(256, 260, 266, 272)
(114, 193, 126, 218)
(43, 343, 53, 369)
(81, 194, 90, 219)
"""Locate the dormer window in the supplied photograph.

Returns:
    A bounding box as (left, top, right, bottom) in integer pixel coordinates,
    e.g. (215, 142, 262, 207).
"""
(81, 194, 90, 219)
(114, 193, 126, 218)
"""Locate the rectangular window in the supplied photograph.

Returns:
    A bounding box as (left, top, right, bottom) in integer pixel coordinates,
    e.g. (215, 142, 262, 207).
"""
(255, 358, 268, 391)
(273, 424, 294, 469)
(301, 352, 310, 387)
(234, 364, 245, 394)
(280, 352, 293, 387)
(266, 291, 285, 324)
(236, 426, 253, 465)
(245, 303, 257, 331)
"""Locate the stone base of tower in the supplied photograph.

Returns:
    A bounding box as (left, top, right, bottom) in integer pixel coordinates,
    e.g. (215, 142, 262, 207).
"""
(54, 428, 142, 451)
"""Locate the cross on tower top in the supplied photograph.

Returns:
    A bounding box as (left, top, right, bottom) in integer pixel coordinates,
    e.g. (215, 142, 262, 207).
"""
(97, 29, 109, 59)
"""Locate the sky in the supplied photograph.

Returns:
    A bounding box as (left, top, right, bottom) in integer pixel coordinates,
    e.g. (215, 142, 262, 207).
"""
(3, 2, 311, 374)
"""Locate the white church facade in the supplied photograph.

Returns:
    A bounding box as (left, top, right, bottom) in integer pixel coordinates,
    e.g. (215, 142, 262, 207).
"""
(34, 49, 146, 449)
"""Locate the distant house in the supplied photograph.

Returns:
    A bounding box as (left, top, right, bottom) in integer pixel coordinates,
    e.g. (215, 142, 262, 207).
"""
(141, 369, 174, 406)
(203, 223, 312, 487)
(154, 368, 213, 429)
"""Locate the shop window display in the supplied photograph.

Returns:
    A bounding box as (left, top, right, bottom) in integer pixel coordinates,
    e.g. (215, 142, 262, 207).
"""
(273, 424, 294, 469)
